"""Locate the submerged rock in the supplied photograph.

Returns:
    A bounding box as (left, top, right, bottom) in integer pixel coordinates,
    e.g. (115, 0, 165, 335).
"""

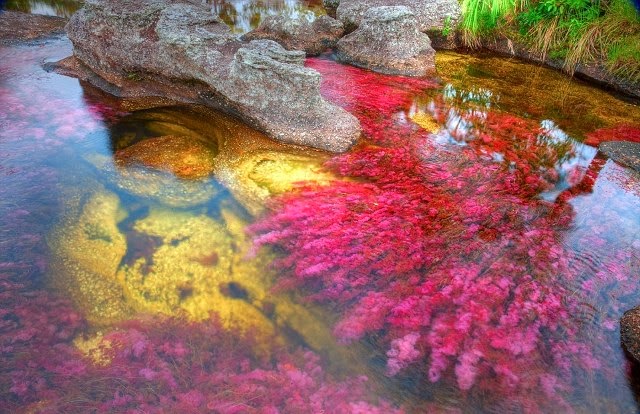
(336, 6, 436, 77)
(336, 0, 461, 32)
(62, 0, 360, 152)
(48, 190, 133, 325)
(599, 141, 640, 172)
(243, 15, 344, 56)
(87, 153, 218, 208)
(114, 135, 218, 179)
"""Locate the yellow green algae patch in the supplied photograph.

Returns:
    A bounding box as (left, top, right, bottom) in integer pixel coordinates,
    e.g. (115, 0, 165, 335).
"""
(114, 135, 218, 179)
(433, 52, 640, 138)
(115, 207, 278, 342)
(48, 192, 368, 368)
(48, 190, 133, 325)
(409, 111, 441, 133)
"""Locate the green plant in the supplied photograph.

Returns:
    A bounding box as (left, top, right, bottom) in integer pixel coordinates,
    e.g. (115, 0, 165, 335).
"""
(442, 15, 453, 36)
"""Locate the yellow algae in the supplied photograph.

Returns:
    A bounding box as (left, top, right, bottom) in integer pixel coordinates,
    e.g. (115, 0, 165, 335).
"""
(48, 190, 133, 325)
(410, 111, 441, 133)
(74, 332, 112, 366)
(116, 208, 279, 343)
(434, 51, 640, 139)
(114, 135, 218, 179)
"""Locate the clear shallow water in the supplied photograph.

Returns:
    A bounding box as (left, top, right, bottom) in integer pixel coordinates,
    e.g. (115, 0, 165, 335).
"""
(1, 33, 640, 414)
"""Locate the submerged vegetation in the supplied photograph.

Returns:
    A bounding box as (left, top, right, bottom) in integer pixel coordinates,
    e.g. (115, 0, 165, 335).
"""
(459, 0, 640, 82)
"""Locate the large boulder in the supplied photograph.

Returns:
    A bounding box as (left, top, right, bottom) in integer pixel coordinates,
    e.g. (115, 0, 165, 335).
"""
(243, 15, 344, 56)
(62, 0, 360, 152)
(336, 6, 436, 77)
(336, 0, 461, 32)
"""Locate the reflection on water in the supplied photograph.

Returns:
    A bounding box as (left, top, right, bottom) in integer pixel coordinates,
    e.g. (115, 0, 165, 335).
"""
(1, 0, 324, 34)
(204, 0, 325, 33)
(2, 28, 640, 414)
(3, 0, 82, 17)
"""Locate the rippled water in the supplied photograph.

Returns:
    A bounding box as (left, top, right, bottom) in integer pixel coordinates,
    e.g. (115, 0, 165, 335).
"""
(2, 17, 640, 414)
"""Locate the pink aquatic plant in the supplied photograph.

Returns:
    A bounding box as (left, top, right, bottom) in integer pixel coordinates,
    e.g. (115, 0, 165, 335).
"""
(251, 58, 624, 410)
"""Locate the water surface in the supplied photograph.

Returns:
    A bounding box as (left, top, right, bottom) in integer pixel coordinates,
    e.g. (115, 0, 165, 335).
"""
(1, 23, 640, 414)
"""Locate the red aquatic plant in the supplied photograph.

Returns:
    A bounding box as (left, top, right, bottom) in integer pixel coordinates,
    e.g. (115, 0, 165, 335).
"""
(306, 56, 438, 145)
(584, 124, 640, 146)
(251, 57, 618, 411)
(2, 315, 401, 414)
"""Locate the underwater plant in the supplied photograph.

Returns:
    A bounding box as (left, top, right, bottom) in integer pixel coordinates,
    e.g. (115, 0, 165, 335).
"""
(251, 58, 624, 410)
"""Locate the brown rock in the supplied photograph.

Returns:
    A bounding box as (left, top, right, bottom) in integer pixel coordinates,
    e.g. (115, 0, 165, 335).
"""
(622, 306, 640, 361)
(336, 6, 436, 77)
(243, 15, 344, 56)
(114, 135, 218, 179)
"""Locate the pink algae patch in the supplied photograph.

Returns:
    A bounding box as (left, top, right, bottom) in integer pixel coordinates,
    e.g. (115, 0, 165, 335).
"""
(251, 58, 625, 410)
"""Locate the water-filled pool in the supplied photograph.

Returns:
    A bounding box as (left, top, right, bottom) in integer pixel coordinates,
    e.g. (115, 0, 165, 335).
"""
(1, 9, 640, 414)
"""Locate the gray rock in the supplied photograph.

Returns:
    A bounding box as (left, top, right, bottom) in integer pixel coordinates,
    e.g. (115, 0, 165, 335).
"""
(64, 0, 360, 153)
(336, 6, 436, 77)
(599, 141, 640, 172)
(336, 0, 461, 32)
(242, 15, 344, 56)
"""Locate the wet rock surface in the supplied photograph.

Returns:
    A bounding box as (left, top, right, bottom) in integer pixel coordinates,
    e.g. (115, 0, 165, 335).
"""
(336, 0, 461, 32)
(0, 10, 66, 44)
(61, 0, 360, 152)
(621, 306, 640, 361)
(243, 15, 344, 56)
(114, 135, 218, 179)
(336, 6, 436, 76)
(599, 141, 640, 172)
